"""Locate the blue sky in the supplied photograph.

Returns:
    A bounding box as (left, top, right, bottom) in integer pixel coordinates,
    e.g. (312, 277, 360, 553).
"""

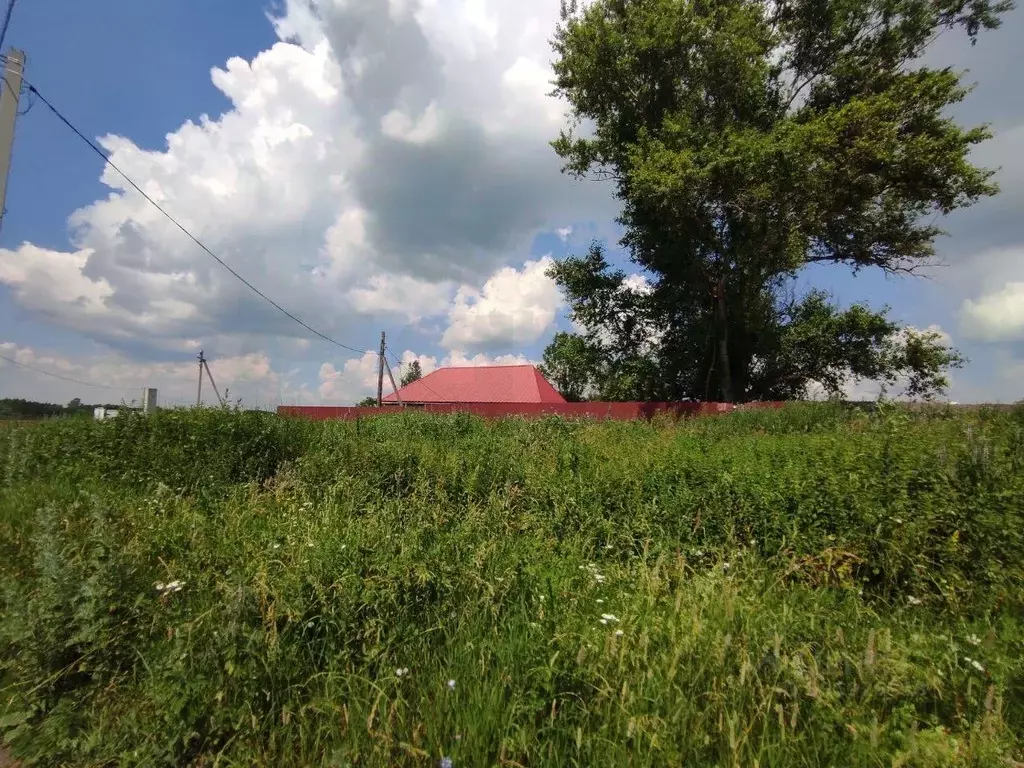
(0, 0, 1021, 406)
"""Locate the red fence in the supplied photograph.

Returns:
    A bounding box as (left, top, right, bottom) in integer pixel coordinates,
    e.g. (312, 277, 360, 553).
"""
(277, 401, 785, 421)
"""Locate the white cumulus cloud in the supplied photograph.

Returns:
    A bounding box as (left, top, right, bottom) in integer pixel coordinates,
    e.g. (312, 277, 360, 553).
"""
(441, 256, 561, 348)
(959, 282, 1024, 341)
(0, 0, 615, 364)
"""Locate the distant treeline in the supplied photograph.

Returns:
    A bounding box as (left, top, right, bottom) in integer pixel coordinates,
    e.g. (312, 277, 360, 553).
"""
(0, 398, 124, 420)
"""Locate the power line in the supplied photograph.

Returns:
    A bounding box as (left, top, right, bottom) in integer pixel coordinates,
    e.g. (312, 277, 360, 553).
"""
(385, 344, 449, 402)
(0, 0, 16, 52)
(0, 352, 135, 390)
(25, 80, 372, 358)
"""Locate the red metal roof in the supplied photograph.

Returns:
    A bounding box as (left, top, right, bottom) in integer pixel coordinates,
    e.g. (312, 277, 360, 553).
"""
(383, 365, 566, 404)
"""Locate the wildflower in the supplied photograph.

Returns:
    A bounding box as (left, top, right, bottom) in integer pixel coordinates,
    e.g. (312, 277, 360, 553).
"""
(967, 634, 981, 646)
(440, 758, 453, 768)
(272, 543, 281, 550)
(599, 619, 608, 625)
(155, 580, 185, 595)
(907, 596, 922, 606)
(395, 667, 410, 678)
(722, 562, 730, 571)
(694, 550, 704, 557)
(615, 629, 624, 637)
(447, 679, 456, 691)
(964, 656, 985, 673)
(595, 599, 605, 604)
(601, 613, 619, 622)
(604, 544, 613, 550)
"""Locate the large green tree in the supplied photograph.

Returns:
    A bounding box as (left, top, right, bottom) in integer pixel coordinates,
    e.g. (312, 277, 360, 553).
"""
(547, 0, 1004, 401)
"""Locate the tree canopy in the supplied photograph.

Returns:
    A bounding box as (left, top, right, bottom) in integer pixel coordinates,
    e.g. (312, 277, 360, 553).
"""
(400, 361, 424, 388)
(544, 0, 1005, 401)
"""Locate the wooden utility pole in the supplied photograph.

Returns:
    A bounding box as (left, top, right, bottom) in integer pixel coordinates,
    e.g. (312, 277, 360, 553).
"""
(384, 357, 403, 405)
(376, 331, 386, 407)
(0, 48, 24, 236)
(203, 357, 224, 406)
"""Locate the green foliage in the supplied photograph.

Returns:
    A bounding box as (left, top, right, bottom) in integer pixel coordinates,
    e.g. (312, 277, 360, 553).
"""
(356, 396, 379, 407)
(547, 0, 1004, 401)
(538, 331, 604, 401)
(0, 398, 122, 420)
(1, 407, 1022, 766)
(400, 360, 424, 388)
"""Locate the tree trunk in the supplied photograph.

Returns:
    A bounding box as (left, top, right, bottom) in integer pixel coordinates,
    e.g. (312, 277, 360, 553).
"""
(714, 277, 735, 403)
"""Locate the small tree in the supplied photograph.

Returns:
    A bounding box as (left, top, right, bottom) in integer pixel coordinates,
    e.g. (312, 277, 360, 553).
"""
(400, 361, 423, 388)
(356, 396, 378, 407)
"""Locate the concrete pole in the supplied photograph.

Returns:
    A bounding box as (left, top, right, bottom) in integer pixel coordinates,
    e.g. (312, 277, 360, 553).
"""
(376, 331, 385, 407)
(196, 350, 205, 406)
(384, 357, 403, 405)
(0, 48, 24, 236)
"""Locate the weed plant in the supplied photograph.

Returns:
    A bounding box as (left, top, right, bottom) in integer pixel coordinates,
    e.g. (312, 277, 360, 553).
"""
(0, 404, 1022, 766)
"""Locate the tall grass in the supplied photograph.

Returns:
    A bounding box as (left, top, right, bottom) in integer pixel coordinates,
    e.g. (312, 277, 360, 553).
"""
(1, 405, 1022, 766)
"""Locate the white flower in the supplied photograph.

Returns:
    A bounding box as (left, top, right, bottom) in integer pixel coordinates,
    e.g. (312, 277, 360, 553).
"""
(615, 629, 624, 637)
(595, 599, 605, 604)
(967, 634, 981, 646)
(600, 614, 619, 623)
(156, 580, 185, 595)
(722, 562, 730, 571)
(272, 543, 281, 550)
(694, 550, 704, 557)
(907, 596, 922, 606)
(599, 619, 608, 625)
(395, 667, 410, 678)
(447, 679, 456, 691)
(604, 544, 613, 550)
(894, 518, 903, 524)
(964, 656, 985, 673)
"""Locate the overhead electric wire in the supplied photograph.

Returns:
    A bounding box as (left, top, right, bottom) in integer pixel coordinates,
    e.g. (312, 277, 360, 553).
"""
(0, 353, 136, 390)
(25, 80, 373, 358)
(0, 0, 17, 52)
(385, 344, 449, 403)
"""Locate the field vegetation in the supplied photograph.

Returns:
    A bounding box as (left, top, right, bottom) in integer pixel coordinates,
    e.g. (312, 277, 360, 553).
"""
(1, 404, 1022, 766)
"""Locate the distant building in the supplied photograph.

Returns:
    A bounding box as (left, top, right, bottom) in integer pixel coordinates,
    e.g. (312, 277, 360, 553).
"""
(93, 407, 119, 420)
(383, 365, 566, 406)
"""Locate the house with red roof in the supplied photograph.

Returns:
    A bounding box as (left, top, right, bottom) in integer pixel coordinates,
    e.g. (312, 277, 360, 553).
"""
(383, 365, 566, 405)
